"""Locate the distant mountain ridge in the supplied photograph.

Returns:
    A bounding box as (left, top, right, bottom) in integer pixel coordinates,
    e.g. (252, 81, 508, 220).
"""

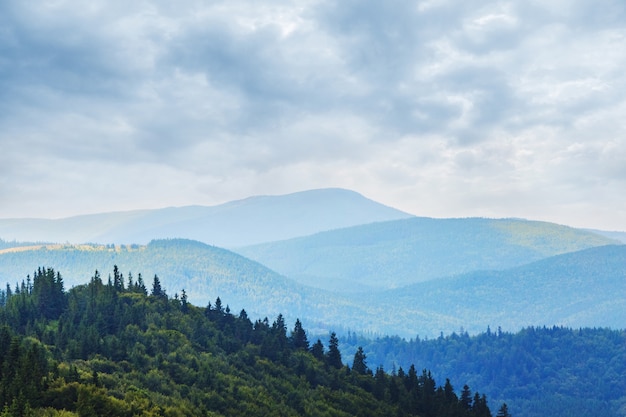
(373, 244, 626, 335)
(1, 188, 623, 338)
(0, 239, 623, 338)
(237, 217, 619, 291)
(0, 188, 413, 247)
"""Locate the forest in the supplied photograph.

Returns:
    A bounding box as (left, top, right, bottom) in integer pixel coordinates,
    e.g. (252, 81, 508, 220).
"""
(0, 266, 505, 417)
(337, 326, 626, 417)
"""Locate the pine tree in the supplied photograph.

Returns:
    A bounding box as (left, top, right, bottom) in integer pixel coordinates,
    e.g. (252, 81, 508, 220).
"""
(497, 403, 511, 417)
(352, 346, 368, 375)
(311, 339, 325, 360)
(290, 319, 309, 350)
(113, 265, 124, 292)
(180, 289, 188, 313)
(326, 332, 342, 369)
(151, 275, 164, 298)
(460, 384, 472, 410)
(136, 273, 147, 295)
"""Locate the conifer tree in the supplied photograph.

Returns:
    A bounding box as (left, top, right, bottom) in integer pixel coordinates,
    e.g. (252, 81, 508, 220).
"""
(290, 319, 309, 350)
(460, 384, 472, 410)
(311, 339, 325, 360)
(151, 275, 163, 298)
(496, 403, 511, 417)
(180, 289, 188, 313)
(326, 332, 342, 369)
(352, 346, 368, 375)
(136, 273, 147, 295)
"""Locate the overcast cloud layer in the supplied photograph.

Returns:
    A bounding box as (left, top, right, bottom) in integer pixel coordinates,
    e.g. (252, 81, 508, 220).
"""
(1, 0, 625, 230)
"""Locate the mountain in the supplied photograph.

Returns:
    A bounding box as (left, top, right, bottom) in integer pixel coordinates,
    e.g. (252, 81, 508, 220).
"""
(372, 244, 626, 336)
(0, 239, 337, 324)
(0, 188, 413, 247)
(586, 229, 626, 243)
(237, 217, 619, 292)
(1, 239, 623, 339)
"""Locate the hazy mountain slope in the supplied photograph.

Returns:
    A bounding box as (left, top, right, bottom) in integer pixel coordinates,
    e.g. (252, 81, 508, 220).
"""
(587, 229, 626, 243)
(1, 240, 623, 339)
(0, 188, 413, 246)
(0, 239, 384, 335)
(373, 244, 626, 336)
(237, 217, 618, 291)
(0, 239, 338, 322)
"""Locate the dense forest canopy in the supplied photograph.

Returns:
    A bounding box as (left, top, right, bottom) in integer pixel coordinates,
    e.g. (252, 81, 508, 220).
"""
(336, 326, 626, 417)
(0, 267, 499, 417)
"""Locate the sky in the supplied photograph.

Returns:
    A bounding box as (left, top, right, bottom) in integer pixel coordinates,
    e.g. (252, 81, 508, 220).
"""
(1, 0, 625, 231)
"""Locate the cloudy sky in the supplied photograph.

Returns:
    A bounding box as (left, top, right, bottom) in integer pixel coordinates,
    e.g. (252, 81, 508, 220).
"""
(1, 0, 625, 231)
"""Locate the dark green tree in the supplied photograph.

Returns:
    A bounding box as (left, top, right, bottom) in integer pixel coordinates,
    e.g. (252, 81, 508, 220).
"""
(326, 332, 342, 369)
(460, 384, 472, 410)
(180, 289, 189, 313)
(136, 273, 147, 295)
(351, 346, 368, 375)
(311, 339, 325, 360)
(496, 403, 511, 417)
(290, 319, 309, 350)
(151, 275, 165, 298)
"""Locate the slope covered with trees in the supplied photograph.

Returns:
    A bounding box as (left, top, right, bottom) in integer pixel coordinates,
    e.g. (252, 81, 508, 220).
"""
(0, 239, 340, 324)
(0, 241, 624, 338)
(0, 267, 495, 417)
(237, 217, 618, 291)
(338, 326, 626, 417)
(372, 244, 626, 334)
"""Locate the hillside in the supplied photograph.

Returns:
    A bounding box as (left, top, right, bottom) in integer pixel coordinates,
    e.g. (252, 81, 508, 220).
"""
(237, 217, 618, 291)
(0, 267, 495, 417)
(1, 240, 624, 339)
(0, 188, 413, 247)
(373, 244, 626, 335)
(339, 327, 626, 417)
(0, 239, 341, 325)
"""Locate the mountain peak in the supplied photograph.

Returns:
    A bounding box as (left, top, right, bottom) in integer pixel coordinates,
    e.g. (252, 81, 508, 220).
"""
(0, 188, 414, 247)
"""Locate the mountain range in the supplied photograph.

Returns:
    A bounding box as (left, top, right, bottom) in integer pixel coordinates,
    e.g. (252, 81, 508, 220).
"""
(0, 188, 623, 338)
(0, 188, 412, 247)
(237, 217, 617, 292)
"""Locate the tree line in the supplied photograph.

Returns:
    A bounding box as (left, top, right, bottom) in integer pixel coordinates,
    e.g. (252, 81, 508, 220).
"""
(0, 266, 509, 416)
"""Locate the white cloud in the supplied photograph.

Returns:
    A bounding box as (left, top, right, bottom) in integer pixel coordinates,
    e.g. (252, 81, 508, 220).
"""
(0, 0, 625, 230)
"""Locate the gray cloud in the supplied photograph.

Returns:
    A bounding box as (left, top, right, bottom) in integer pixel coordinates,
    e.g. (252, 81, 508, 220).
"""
(0, 0, 625, 230)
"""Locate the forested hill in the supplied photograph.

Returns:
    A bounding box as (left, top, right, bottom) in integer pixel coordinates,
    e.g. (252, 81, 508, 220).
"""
(340, 326, 626, 417)
(0, 267, 501, 417)
(1, 240, 624, 338)
(237, 217, 618, 291)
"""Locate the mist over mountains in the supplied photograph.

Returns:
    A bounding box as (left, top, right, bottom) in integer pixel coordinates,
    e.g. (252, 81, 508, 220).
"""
(0, 188, 623, 338)
(0, 188, 412, 247)
(237, 217, 616, 292)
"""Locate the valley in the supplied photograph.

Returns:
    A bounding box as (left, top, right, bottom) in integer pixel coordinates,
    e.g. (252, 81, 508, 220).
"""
(0, 188, 624, 417)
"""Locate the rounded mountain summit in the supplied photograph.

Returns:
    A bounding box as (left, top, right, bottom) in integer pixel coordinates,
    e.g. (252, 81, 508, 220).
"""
(0, 188, 414, 247)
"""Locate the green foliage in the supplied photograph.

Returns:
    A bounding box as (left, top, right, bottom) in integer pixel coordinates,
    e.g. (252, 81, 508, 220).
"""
(0, 267, 490, 417)
(340, 326, 626, 417)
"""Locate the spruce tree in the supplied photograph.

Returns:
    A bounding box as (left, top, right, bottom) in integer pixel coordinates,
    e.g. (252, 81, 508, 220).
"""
(151, 275, 164, 298)
(290, 319, 309, 350)
(497, 403, 511, 417)
(326, 332, 342, 369)
(311, 339, 325, 360)
(351, 346, 368, 375)
(460, 384, 472, 410)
